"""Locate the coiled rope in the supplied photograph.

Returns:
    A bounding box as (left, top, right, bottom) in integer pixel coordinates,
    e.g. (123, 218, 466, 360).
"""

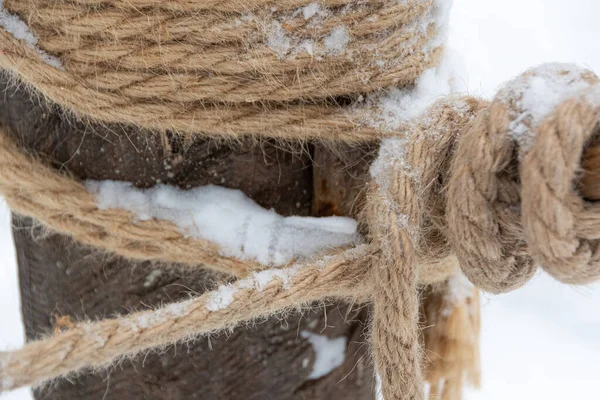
(1, 1, 600, 400)
(2, 75, 600, 398)
(0, 0, 444, 140)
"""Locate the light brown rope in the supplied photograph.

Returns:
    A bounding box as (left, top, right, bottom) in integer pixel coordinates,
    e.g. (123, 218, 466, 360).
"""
(2, 73, 600, 397)
(422, 278, 481, 400)
(0, 0, 443, 139)
(0, 1, 600, 398)
(0, 247, 371, 392)
(0, 132, 257, 276)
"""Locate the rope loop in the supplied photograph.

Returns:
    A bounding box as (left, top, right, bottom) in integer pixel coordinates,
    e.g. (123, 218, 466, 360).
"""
(522, 91, 600, 284)
(1, 1, 600, 394)
(449, 65, 600, 293)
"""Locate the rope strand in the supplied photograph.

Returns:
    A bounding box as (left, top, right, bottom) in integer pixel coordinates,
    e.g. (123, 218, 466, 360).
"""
(0, 1, 600, 397)
(2, 78, 600, 397)
(0, 247, 371, 392)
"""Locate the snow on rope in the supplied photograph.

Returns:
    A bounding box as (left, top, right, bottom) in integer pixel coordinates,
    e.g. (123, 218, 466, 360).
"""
(0, 0, 451, 141)
(1, 64, 600, 400)
(0, 0, 600, 398)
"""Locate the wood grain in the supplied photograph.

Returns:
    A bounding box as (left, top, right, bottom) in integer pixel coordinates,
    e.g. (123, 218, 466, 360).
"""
(0, 73, 375, 400)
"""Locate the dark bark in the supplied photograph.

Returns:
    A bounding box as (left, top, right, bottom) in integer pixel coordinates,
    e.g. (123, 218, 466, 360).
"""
(0, 74, 376, 400)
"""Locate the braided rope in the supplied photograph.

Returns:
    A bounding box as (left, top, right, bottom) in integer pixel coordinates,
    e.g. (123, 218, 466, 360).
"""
(0, 247, 371, 392)
(0, 132, 257, 276)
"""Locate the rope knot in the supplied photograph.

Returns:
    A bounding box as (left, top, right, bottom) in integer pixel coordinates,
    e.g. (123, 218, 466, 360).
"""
(367, 63, 600, 295)
(449, 63, 600, 292)
(367, 64, 600, 400)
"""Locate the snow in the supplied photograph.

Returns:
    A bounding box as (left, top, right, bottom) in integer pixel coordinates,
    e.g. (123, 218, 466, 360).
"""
(445, 272, 474, 305)
(0, 199, 29, 400)
(205, 285, 238, 312)
(0, 1, 63, 69)
(129, 298, 194, 332)
(323, 26, 350, 55)
(302, 3, 322, 20)
(465, 274, 600, 400)
(442, 272, 475, 316)
(300, 331, 347, 379)
(203, 247, 361, 312)
(1, 1, 600, 399)
(363, 49, 467, 132)
(266, 21, 293, 58)
(497, 63, 596, 151)
(205, 265, 302, 311)
(368, 50, 468, 198)
(86, 181, 360, 267)
(259, 4, 350, 59)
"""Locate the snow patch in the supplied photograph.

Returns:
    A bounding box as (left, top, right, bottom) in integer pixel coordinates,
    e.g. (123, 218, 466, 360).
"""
(143, 269, 162, 288)
(256, 3, 352, 59)
(205, 284, 238, 312)
(135, 298, 194, 330)
(86, 182, 360, 267)
(497, 63, 596, 152)
(0, 1, 63, 69)
(301, 330, 347, 379)
(302, 2, 322, 20)
(363, 49, 467, 131)
(397, 0, 453, 58)
(266, 21, 292, 58)
(203, 245, 370, 312)
(367, 51, 468, 199)
(83, 324, 108, 347)
(442, 273, 475, 316)
(323, 26, 350, 55)
(205, 264, 302, 311)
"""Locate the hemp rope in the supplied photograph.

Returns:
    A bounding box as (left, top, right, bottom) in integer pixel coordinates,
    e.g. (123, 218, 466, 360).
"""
(0, 0, 443, 140)
(2, 77, 600, 397)
(0, 1, 599, 399)
(0, 131, 258, 276)
(422, 280, 481, 400)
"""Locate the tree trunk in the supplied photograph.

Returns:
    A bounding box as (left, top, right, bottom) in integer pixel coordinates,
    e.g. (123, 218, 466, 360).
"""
(0, 73, 375, 400)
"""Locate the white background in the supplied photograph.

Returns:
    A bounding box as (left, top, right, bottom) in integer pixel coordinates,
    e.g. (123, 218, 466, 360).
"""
(1, 0, 600, 399)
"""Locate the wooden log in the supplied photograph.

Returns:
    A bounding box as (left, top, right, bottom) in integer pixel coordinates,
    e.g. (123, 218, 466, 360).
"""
(0, 72, 375, 400)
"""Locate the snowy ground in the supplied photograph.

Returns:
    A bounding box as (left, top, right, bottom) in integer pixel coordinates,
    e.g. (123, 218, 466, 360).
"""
(1, 0, 599, 399)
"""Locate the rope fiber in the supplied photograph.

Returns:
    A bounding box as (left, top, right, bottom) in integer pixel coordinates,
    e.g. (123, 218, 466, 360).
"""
(1, 1, 600, 399)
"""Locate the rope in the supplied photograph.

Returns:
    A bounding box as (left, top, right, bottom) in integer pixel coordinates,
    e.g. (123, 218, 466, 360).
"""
(0, 247, 371, 392)
(0, 1, 599, 399)
(423, 278, 481, 400)
(0, 0, 443, 140)
(0, 132, 257, 276)
(2, 72, 600, 397)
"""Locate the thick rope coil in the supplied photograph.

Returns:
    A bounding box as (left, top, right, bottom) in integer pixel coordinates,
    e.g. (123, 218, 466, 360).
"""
(447, 68, 600, 293)
(2, 64, 600, 398)
(0, 0, 444, 139)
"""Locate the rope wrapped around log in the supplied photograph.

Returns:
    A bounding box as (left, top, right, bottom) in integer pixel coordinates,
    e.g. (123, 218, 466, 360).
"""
(1, 65, 600, 398)
(0, 0, 445, 140)
(0, 1, 599, 399)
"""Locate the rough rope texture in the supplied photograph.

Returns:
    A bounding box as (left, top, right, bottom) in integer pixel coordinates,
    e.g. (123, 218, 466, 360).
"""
(2, 69, 600, 397)
(0, 132, 256, 276)
(0, 247, 371, 392)
(0, 0, 444, 140)
(0, 1, 599, 399)
(422, 276, 480, 400)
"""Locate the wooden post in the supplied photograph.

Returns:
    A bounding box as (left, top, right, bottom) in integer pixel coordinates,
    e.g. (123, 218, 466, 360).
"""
(0, 73, 374, 400)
